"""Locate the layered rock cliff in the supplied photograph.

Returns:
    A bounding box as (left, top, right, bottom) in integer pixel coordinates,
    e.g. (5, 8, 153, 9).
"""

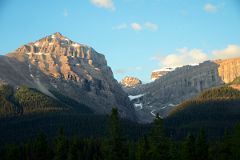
(0, 32, 136, 120)
(126, 58, 240, 122)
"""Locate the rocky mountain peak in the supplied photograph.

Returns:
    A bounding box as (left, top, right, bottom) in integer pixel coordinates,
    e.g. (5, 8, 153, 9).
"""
(1, 33, 136, 120)
(7, 33, 108, 82)
(120, 76, 142, 88)
(15, 32, 93, 58)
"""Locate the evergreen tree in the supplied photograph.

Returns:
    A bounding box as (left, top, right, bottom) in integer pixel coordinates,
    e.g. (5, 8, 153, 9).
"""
(181, 134, 196, 160)
(67, 137, 79, 160)
(32, 133, 51, 160)
(195, 130, 208, 160)
(149, 113, 171, 160)
(136, 136, 150, 160)
(106, 108, 126, 160)
(231, 123, 240, 159)
(54, 129, 68, 160)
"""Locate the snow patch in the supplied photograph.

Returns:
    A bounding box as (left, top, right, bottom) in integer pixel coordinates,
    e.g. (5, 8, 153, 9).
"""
(134, 103, 143, 110)
(94, 68, 100, 71)
(128, 94, 144, 101)
(51, 35, 56, 39)
(153, 67, 175, 73)
(30, 74, 34, 78)
(189, 63, 199, 66)
(151, 109, 156, 116)
(168, 103, 177, 107)
(160, 106, 167, 109)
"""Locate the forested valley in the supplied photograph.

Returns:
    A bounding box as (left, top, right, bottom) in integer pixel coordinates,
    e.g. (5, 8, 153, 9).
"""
(1, 108, 240, 160)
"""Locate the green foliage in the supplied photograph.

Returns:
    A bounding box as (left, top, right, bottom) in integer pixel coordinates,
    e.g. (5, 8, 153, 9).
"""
(0, 84, 95, 117)
(15, 86, 64, 113)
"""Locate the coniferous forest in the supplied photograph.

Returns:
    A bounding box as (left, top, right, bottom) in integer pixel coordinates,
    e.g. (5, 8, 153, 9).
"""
(1, 108, 240, 160)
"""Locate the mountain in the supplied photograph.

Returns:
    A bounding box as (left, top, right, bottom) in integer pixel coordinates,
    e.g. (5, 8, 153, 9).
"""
(120, 76, 142, 88)
(0, 32, 136, 120)
(125, 58, 240, 123)
(164, 86, 240, 139)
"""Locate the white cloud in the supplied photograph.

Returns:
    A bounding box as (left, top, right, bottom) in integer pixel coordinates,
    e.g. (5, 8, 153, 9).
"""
(144, 22, 158, 31)
(91, 0, 115, 10)
(212, 44, 240, 59)
(204, 3, 217, 13)
(152, 48, 208, 68)
(63, 9, 68, 17)
(151, 44, 240, 68)
(131, 23, 142, 31)
(113, 23, 127, 30)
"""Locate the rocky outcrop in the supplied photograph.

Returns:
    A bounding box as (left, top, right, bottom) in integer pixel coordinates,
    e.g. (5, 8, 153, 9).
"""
(120, 76, 142, 88)
(151, 67, 174, 81)
(0, 32, 136, 120)
(126, 58, 240, 123)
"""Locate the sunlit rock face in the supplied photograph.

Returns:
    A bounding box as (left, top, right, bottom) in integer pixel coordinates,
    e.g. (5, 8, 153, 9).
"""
(120, 76, 142, 88)
(151, 67, 174, 81)
(125, 58, 240, 123)
(0, 32, 137, 120)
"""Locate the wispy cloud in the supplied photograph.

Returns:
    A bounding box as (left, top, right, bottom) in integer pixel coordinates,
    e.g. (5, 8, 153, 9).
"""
(90, 0, 115, 10)
(63, 9, 68, 17)
(112, 23, 127, 30)
(204, 3, 217, 13)
(113, 22, 158, 32)
(114, 67, 142, 74)
(151, 44, 240, 68)
(131, 23, 142, 31)
(144, 22, 158, 31)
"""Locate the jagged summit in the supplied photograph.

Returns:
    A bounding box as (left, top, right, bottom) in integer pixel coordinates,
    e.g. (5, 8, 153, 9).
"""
(52, 32, 62, 37)
(11, 32, 92, 58)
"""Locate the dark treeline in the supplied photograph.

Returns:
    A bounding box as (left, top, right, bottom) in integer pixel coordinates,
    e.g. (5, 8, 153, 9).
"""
(165, 86, 240, 140)
(1, 108, 240, 160)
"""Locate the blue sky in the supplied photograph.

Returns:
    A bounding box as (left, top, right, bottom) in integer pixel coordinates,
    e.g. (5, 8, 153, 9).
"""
(0, 0, 240, 82)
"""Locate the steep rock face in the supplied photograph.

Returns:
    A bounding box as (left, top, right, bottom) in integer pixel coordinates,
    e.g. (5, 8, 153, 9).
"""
(0, 32, 136, 120)
(120, 76, 142, 88)
(215, 58, 240, 83)
(126, 58, 240, 123)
